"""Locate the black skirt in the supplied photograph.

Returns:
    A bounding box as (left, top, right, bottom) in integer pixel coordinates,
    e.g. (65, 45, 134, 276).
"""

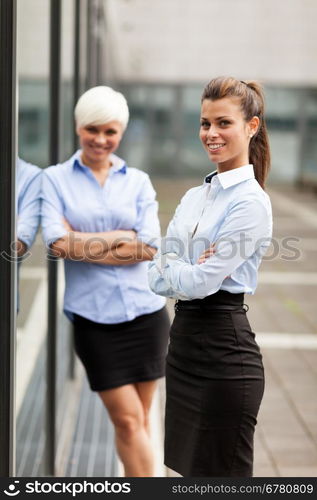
(73, 306, 170, 392)
(165, 290, 264, 477)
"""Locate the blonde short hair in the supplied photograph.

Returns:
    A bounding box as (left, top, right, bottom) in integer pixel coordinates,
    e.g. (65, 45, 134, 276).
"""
(74, 86, 129, 130)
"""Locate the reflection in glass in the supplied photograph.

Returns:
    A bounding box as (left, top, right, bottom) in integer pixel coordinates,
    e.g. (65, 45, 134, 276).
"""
(115, 83, 317, 185)
(16, 158, 41, 258)
(56, 0, 77, 457)
(16, 0, 49, 476)
(301, 89, 317, 183)
(60, 0, 75, 161)
(182, 86, 208, 175)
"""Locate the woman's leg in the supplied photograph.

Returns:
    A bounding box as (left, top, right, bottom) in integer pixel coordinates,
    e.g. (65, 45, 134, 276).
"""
(135, 380, 157, 436)
(99, 381, 157, 477)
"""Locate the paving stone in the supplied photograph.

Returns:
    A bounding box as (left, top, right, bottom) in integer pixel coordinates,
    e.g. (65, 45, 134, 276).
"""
(277, 466, 317, 477)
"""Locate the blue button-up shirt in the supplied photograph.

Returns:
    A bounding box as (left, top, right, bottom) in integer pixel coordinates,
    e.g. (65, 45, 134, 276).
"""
(41, 151, 165, 324)
(17, 158, 42, 249)
(148, 164, 272, 300)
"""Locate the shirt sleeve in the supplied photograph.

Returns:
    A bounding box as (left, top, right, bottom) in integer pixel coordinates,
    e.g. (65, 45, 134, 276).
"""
(41, 170, 68, 247)
(149, 196, 271, 300)
(148, 257, 182, 298)
(148, 196, 187, 297)
(133, 174, 161, 249)
(17, 169, 42, 249)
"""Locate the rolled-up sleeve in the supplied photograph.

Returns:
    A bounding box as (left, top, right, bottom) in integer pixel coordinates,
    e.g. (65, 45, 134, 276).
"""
(17, 169, 42, 249)
(148, 257, 180, 298)
(134, 174, 161, 249)
(148, 192, 190, 297)
(41, 170, 67, 247)
(150, 197, 271, 300)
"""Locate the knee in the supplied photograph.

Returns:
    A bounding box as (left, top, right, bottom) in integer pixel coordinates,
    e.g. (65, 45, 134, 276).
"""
(112, 413, 143, 442)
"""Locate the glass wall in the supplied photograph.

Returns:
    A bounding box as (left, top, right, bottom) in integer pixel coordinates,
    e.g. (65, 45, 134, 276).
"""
(16, 0, 50, 476)
(265, 87, 300, 184)
(17, 0, 50, 168)
(55, 0, 76, 464)
(60, 0, 75, 162)
(118, 83, 317, 185)
(181, 86, 206, 175)
(14, 0, 103, 477)
(301, 89, 317, 185)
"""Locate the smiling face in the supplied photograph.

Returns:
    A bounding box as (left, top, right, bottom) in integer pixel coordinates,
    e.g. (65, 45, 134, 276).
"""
(77, 121, 124, 168)
(199, 97, 259, 172)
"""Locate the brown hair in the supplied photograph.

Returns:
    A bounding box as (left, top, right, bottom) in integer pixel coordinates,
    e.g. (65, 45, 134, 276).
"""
(201, 76, 271, 189)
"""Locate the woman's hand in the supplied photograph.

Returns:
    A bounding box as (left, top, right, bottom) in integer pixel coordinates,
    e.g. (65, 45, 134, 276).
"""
(197, 243, 216, 264)
(197, 243, 230, 279)
(62, 217, 73, 232)
(52, 222, 138, 261)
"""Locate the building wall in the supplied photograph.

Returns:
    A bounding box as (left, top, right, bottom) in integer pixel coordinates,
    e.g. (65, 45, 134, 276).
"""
(16, 0, 317, 183)
(17, 0, 317, 86)
(104, 0, 317, 85)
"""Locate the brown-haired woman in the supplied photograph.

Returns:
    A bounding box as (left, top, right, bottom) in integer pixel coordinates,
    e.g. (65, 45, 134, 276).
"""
(149, 76, 273, 477)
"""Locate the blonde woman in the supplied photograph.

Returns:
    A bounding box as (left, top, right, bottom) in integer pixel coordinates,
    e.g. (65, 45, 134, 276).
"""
(41, 86, 170, 477)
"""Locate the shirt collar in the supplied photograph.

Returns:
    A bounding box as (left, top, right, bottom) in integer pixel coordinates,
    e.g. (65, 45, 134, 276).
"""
(204, 164, 254, 189)
(73, 150, 127, 174)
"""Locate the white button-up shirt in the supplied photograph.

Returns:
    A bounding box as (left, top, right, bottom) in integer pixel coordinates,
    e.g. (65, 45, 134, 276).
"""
(148, 164, 272, 300)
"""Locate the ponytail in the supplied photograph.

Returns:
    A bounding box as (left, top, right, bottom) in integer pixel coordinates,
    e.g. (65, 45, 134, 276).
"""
(245, 81, 270, 189)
